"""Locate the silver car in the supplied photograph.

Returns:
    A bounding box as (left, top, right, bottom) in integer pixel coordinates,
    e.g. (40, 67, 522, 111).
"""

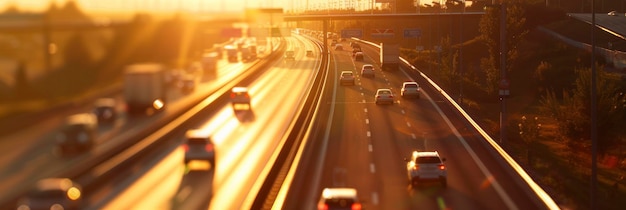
(375, 88, 394, 105)
(401, 81, 420, 98)
(339, 71, 355, 85)
(360, 64, 375, 78)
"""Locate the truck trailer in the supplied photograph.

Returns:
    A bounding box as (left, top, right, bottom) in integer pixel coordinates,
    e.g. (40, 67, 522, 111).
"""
(124, 63, 166, 115)
(380, 43, 400, 71)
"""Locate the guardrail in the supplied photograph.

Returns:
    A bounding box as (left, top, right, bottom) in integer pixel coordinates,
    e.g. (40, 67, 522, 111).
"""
(0, 39, 285, 209)
(352, 38, 560, 209)
(250, 36, 328, 209)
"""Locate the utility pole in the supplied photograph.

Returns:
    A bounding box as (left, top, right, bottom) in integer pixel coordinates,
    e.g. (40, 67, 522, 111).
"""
(590, 0, 598, 208)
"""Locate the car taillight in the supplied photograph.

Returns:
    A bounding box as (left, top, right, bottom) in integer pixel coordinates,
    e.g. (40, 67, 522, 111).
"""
(230, 93, 235, 98)
(182, 144, 189, 152)
(318, 203, 328, 210)
(205, 144, 214, 152)
(439, 164, 445, 170)
(413, 165, 419, 170)
(352, 203, 362, 210)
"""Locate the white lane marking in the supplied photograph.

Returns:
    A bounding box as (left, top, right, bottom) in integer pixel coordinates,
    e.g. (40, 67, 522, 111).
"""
(370, 163, 375, 173)
(365, 119, 370, 124)
(406, 122, 411, 127)
(364, 108, 368, 113)
(368, 144, 373, 152)
(400, 70, 519, 210)
(411, 133, 416, 139)
(366, 131, 371, 137)
(401, 110, 406, 114)
(372, 192, 379, 205)
(362, 99, 366, 103)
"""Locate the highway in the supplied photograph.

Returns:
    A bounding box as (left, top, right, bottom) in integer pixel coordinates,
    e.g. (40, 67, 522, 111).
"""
(77, 34, 321, 209)
(0, 38, 277, 207)
(282, 38, 552, 209)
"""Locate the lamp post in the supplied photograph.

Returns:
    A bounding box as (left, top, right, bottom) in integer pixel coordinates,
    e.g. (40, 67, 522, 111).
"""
(452, 0, 465, 105)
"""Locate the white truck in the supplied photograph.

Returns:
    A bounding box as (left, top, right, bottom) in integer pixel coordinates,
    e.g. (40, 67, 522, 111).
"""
(380, 43, 400, 71)
(124, 63, 166, 115)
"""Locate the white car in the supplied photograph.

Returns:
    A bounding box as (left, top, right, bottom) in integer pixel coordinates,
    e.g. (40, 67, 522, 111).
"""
(339, 71, 355, 85)
(334, 44, 343, 51)
(401, 81, 420, 98)
(183, 129, 216, 166)
(360, 64, 375, 78)
(375, 88, 394, 105)
(317, 188, 362, 210)
(405, 151, 447, 188)
(230, 87, 251, 108)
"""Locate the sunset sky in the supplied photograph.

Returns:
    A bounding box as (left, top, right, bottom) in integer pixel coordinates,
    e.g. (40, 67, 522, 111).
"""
(1, 0, 295, 13)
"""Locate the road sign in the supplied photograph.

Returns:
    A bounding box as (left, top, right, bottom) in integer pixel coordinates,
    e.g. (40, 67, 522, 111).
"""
(341, 29, 363, 38)
(403, 28, 421, 38)
(371, 28, 394, 38)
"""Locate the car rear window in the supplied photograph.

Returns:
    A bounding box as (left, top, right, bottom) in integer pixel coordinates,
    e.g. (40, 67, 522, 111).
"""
(416, 156, 442, 164)
(187, 138, 209, 144)
(405, 84, 418, 88)
(343, 73, 353, 76)
(324, 198, 355, 209)
(363, 66, 373, 70)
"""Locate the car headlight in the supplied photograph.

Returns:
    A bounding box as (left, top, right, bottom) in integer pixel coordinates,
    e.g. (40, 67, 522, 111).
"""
(78, 132, 89, 143)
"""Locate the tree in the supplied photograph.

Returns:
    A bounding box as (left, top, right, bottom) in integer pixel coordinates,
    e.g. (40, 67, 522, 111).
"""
(13, 61, 28, 100)
(540, 67, 625, 156)
(478, 2, 528, 95)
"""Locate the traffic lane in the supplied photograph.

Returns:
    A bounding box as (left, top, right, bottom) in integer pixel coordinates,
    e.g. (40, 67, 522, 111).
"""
(0, 55, 260, 204)
(569, 13, 626, 38)
(209, 36, 318, 210)
(405, 67, 546, 209)
(93, 36, 318, 210)
(319, 44, 524, 209)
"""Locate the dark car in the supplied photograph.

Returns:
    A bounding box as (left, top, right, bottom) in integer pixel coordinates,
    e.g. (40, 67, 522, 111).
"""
(56, 113, 97, 155)
(93, 98, 116, 123)
(17, 178, 83, 210)
(183, 129, 216, 167)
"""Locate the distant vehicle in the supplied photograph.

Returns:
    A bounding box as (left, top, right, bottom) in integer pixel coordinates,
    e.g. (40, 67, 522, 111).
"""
(375, 88, 394, 105)
(225, 45, 238, 63)
(230, 87, 251, 108)
(405, 151, 447, 188)
(339, 71, 355, 85)
(306, 50, 313, 57)
(350, 42, 361, 49)
(183, 129, 216, 166)
(202, 52, 219, 73)
(56, 113, 97, 155)
(331, 39, 338, 46)
(380, 43, 400, 71)
(608, 11, 618, 16)
(317, 188, 362, 210)
(352, 48, 362, 57)
(360, 64, 375, 78)
(17, 178, 83, 210)
(354, 52, 364, 61)
(92, 98, 116, 123)
(401, 81, 420, 98)
(249, 44, 258, 59)
(164, 69, 184, 87)
(240, 46, 253, 62)
(334, 44, 343, 51)
(124, 63, 166, 115)
(179, 76, 196, 94)
(285, 50, 296, 60)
